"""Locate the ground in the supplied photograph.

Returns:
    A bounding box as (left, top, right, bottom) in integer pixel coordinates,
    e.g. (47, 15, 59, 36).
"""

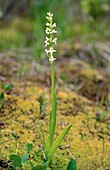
(0, 41, 110, 170)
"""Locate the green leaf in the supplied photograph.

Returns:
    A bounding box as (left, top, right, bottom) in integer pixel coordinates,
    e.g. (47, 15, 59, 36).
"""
(6, 84, 13, 91)
(45, 136, 50, 156)
(1, 83, 6, 89)
(61, 73, 68, 84)
(66, 158, 77, 170)
(29, 161, 33, 168)
(49, 90, 57, 147)
(2, 83, 13, 91)
(97, 111, 108, 122)
(0, 92, 4, 100)
(80, 133, 85, 141)
(48, 124, 72, 164)
(21, 154, 29, 163)
(98, 96, 105, 108)
(33, 150, 42, 156)
(25, 143, 33, 152)
(31, 165, 46, 170)
(38, 124, 46, 148)
(10, 154, 21, 168)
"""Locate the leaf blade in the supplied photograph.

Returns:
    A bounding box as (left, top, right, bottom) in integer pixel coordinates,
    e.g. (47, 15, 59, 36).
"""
(31, 165, 46, 170)
(66, 158, 77, 170)
(21, 154, 29, 163)
(48, 124, 72, 164)
(10, 154, 21, 168)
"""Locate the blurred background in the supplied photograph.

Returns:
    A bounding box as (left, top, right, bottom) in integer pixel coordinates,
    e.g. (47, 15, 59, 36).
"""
(0, 0, 110, 61)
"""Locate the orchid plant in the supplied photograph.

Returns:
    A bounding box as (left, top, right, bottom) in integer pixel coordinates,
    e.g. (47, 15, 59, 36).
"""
(43, 11, 72, 166)
(9, 12, 72, 170)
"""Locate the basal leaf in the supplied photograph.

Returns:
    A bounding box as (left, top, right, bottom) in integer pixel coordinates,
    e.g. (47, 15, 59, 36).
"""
(66, 158, 77, 170)
(48, 124, 72, 164)
(21, 154, 29, 163)
(6, 84, 13, 91)
(0, 92, 4, 100)
(31, 165, 46, 170)
(2, 83, 13, 91)
(10, 154, 21, 168)
(25, 143, 33, 152)
(45, 135, 50, 156)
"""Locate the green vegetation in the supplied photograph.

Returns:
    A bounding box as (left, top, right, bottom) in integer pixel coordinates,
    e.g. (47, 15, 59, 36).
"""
(0, 0, 110, 61)
(0, 0, 110, 169)
(0, 83, 13, 101)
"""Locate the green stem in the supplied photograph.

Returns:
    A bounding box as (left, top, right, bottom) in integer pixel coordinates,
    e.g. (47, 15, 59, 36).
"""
(50, 63, 55, 106)
(49, 62, 56, 148)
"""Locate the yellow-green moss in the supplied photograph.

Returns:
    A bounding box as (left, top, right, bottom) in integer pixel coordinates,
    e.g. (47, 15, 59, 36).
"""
(80, 68, 103, 81)
(0, 82, 110, 169)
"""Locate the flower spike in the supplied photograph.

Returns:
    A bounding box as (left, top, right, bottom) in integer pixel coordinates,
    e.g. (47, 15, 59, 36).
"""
(45, 12, 57, 64)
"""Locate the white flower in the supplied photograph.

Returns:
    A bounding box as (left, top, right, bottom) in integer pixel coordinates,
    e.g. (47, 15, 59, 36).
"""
(45, 49, 49, 55)
(46, 36, 49, 41)
(46, 12, 53, 21)
(47, 11, 53, 17)
(49, 56, 56, 62)
(45, 47, 56, 55)
(45, 28, 57, 35)
(46, 29, 57, 35)
(52, 23, 56, 28)
(52, 38, 57, 45)
(46, 28, 50, 31)
(45, 37, 49, 47)
(45, 30, 49, 34)
(51, 29, 57, 34)
(46, 22, 50, 26)
(46, 16, 52, 20)
(45, 27, 52, 34)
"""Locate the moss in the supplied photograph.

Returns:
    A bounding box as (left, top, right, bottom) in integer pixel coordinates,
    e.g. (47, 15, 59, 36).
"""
(80, 68, 103, 81)
(2, 84, 110, 169)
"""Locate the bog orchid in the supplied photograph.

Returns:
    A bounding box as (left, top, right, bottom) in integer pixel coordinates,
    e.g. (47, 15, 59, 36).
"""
(45, 11, 57, 64)
(34, 11, 72, 167)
